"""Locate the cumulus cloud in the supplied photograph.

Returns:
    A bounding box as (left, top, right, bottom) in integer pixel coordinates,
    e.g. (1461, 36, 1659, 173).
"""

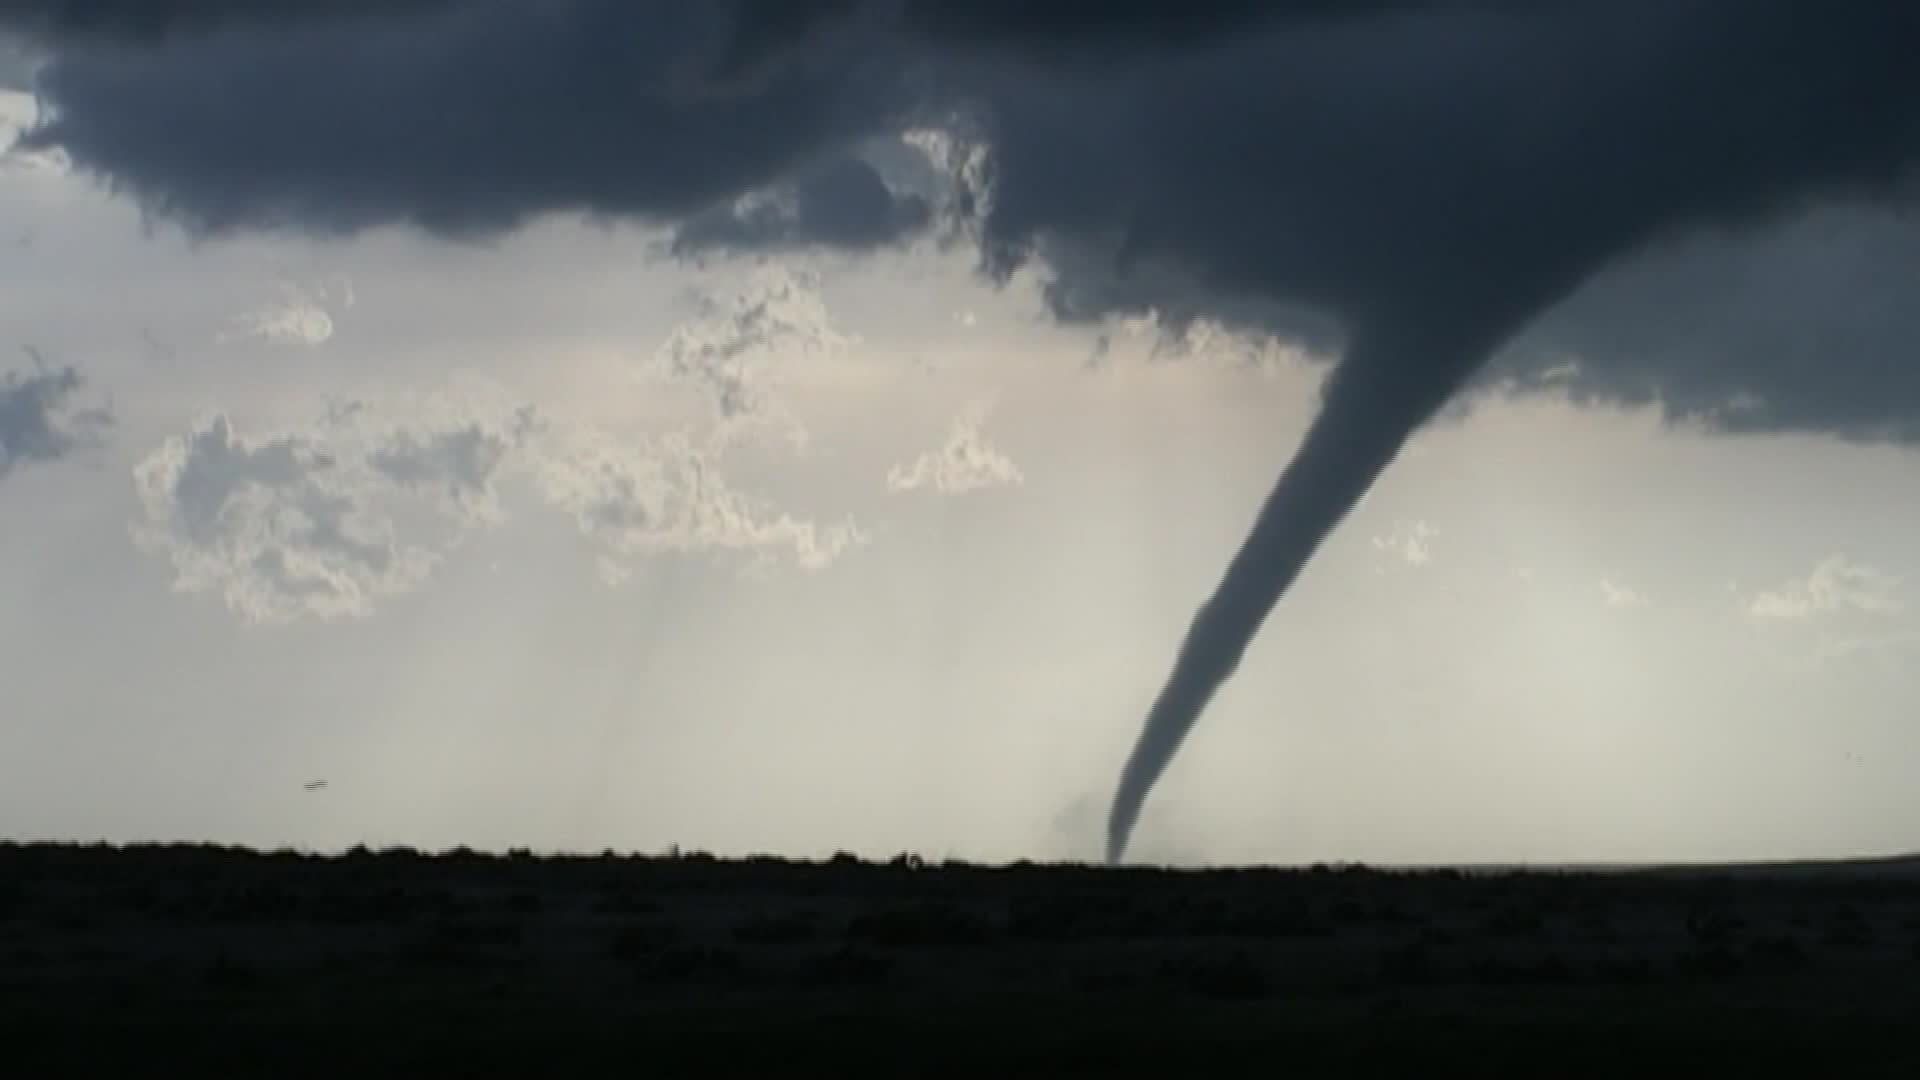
(133, 368, 862, 620)
(1748, 555, 1903, 621)
(1599, 578, 1649, 610)
(533, 420, 865, 584)
(347, 390, 534, 526)
(0, 352, 109, 479)
(366, 421, 524, 523)
(651, 265, 846, 447)
(1370, 519, 1435, 568)
(135, 414, 430, 623)
(0, 87, 64, 174)
(886, 400, 1022, 495)
(132, 389, 530, 623)
(541, 264, 868, 579)
(216, 276, 352, 348)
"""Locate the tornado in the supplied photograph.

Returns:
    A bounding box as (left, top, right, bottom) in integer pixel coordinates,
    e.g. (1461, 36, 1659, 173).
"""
(1106, 326, 1493, 864)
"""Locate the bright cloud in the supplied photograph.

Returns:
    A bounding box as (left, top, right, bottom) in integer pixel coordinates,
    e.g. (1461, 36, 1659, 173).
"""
(1748, 555, 1903, 621)
(886, 401, 1023, 496)
(1371, 519, 1437, 568)
(216, 277, 355, 349)
(651, 265, 847, 450)
(533, 420, 865, 585)
(1599, 577, 1650, 609)
(131, 390, 527, 624)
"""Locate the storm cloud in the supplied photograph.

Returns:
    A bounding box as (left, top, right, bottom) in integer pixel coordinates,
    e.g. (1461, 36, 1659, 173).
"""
(16, 2, 1916, 428)
(0, 0, 456, 43)
(672, 154, 932, 257)
(0, 355, 109, 479)
(19, 1, 917, 238)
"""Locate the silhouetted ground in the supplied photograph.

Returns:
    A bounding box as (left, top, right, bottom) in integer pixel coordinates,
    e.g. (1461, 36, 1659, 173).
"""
(4, 843, 1920, 1075)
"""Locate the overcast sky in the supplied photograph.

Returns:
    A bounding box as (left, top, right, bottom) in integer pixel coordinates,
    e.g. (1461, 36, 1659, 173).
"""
(3, 2, 1919, 866)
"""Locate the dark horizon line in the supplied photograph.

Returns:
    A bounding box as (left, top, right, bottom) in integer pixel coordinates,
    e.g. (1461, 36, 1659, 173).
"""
(8, 837, 1920, 878)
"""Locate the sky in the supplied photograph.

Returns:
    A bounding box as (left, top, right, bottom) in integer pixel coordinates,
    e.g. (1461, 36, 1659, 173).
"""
(2, 2, 1919, 867)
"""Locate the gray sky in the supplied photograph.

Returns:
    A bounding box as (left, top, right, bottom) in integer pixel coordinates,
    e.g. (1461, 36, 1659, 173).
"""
(3, 5, 1919, 866)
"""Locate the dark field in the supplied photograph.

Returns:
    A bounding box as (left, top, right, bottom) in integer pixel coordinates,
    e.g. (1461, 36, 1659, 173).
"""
(5, 843, 1920, 1075)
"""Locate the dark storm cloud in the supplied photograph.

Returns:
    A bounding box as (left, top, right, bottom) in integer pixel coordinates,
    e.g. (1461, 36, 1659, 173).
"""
(15, 0, 1920, 857)
(886, 0, 1514, 56)
(21, 1, 919, 237)
(1490, 205, 1920, 443)
(671, 154, 932, 257)
(0, 352, 109, 479)
(973, 4, 1917, 341)
(0, 0, 456, 42)
(0, 31, 37, 87)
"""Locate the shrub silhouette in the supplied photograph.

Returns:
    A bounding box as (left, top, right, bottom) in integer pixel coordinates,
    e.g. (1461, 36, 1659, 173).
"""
(1481, 904, 1547, 940)
(633, 945, 742, 984)
(1470, 950, 1578, 987)
(1748, 934, 1811, 973)
(608, 921, 682, 961)
(1377, 940, 1435, 987)
(1591, 953, 1656, 985)
(1684, 907, 1744, 946)
(1823, 905, 1873, 949)
(431, 916, 524, 949)
(1159, 951, 1270, 1000)
(846, 903, 992, 948)
(202, 950, 262, 992)
(802, 945, 892, 987)
(1006, 893, 1143, 942)
(593, 891, 662, 916)
(732, 911, 818, 946)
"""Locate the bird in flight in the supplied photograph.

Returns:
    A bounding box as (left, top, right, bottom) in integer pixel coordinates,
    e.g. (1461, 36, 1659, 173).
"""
(303, 780, 328, 792)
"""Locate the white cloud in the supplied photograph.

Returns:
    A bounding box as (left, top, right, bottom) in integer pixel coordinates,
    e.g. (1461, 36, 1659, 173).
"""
(886, 401, 1023, 496)
(1747, 555, 1902, 621)
(345, 387, 536, 526)
(135, 415, 427, 623)
(0, 89, 67, 177)
(525, 267, 871, 580)
(651, 265, 845, 449)
(133, 368, 865, 619)
(1371, 519, 1436, 567)
(1599, 577, 1649, 609)
(216, 276, 354, 348)
(132, 388, 527, 624)
(533, 420, 865, 581)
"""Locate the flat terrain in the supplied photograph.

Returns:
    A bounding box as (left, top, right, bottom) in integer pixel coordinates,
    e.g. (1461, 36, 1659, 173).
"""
(4, 843, 1920, 1075)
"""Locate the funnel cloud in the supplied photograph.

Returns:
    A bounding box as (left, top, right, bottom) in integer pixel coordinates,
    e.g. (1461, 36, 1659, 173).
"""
(1108, 329, 1495, 861)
